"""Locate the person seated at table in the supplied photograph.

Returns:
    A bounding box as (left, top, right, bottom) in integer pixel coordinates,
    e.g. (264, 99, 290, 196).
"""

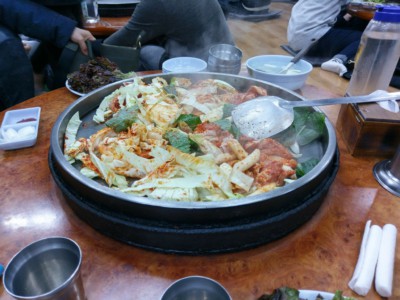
(103, 0, 235, 70)
(30, 0, 89, 92)
(0, 0, 95, 110)
(287, 0, 368, 77)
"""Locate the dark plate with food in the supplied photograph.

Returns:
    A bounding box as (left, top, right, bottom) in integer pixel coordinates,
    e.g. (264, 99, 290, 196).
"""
(49, 72, 338, 254)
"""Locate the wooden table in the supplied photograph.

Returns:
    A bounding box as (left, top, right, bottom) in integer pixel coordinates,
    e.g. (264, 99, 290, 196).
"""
(1, 72, 399, 300)
(84, 16, 130, 37)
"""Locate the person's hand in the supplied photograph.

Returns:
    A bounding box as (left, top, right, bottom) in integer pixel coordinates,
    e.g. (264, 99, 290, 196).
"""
(70, 27, 96, 55)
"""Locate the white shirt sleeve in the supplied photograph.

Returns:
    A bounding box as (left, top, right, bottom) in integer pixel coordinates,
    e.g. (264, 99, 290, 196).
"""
(287, 0, 349, 51)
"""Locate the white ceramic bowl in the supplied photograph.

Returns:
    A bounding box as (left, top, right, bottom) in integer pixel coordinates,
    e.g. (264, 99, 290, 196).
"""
(0, 107, 41, 150)
(246, 54, 313, 90)
(162, 57, 207, 73)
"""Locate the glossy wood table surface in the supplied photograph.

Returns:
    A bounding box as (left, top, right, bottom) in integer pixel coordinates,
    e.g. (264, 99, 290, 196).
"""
(84, 16, 130, 37)
(1, 71, 399, 300)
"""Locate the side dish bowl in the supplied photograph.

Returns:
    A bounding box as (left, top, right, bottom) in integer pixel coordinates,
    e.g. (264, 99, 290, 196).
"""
(162, 57, 207, 73)
(0, 107, 41, 150)
(347, 1, 378, 20)
(246, 54, 313, 90)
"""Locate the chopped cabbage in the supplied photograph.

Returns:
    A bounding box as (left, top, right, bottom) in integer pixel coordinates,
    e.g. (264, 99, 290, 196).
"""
(88, 143, 128, 188)
(149, 188, 198, 202)
(167, 146, 234, 198)
(63, 76, 305, 202)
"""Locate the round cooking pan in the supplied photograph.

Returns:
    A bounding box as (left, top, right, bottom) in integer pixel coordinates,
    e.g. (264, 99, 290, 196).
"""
(49, 72, 338, 253)
(51, 72, 337, 222)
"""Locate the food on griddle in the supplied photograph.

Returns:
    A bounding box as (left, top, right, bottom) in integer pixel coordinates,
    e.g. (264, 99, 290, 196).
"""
(64, 77, 325, 202)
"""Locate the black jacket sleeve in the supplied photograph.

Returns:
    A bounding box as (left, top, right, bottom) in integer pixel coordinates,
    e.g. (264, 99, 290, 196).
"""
(0, 0, 77, 48)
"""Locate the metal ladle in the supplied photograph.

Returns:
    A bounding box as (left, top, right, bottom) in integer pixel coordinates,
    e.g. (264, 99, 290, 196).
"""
(231, 92, 400, 140)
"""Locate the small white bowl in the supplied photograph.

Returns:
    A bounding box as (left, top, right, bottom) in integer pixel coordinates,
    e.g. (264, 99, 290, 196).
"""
(162, 57, 207, 73)
(0, 107, 41, 150)
(246, 54, 313, 90)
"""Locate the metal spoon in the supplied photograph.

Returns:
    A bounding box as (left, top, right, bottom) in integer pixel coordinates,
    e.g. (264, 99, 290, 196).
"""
(279, 38, 317, 74)
(231, 92, 400, 140)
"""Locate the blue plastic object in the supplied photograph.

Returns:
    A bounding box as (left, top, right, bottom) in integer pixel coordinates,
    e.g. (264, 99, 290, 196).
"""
(374, 5, 400, 23)
(0, 264, 4, 277)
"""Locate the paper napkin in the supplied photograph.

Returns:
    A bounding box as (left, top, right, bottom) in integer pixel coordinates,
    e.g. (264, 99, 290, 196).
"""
(375, 224, 397, 297)
(349, 221, 398, 297)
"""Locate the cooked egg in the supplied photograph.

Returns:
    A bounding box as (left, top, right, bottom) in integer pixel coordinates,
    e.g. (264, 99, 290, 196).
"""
(18, 126, 35, 137)
(4, 128, 18, 141)
(3, 126, 35, 141)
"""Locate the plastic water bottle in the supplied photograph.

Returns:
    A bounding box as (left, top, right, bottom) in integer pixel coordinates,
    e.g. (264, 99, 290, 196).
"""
(346, 5, 400, 96)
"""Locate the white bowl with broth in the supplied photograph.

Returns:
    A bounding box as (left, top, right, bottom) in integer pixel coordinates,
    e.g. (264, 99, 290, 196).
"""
(162, 57, 207, 73)
(246, 55, 312, 90)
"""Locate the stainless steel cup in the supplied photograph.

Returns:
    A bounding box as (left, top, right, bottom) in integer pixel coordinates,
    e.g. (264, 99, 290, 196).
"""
(161, 276, 232, 300)
(208, 44, 243, 74)
(3, 237, 85, 300)
(81, 0, 99, 24)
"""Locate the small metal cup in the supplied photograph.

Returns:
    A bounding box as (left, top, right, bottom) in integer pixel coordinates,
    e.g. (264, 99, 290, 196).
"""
(208, 44, 243, 74)
(3, 237, 85, 300)
(373, 145, 400, 197)
(161, 275, 232, 300)
(81, 0, 99, 24)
